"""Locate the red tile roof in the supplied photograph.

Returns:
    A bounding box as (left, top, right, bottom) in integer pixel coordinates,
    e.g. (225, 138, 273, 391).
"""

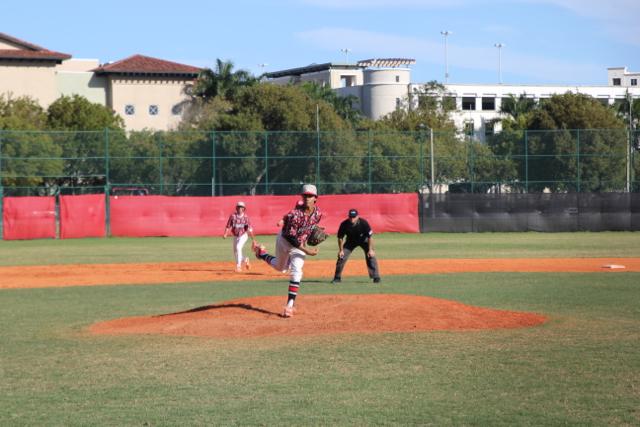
(0, 32, 71, 62)
(93, 54, 201, 76)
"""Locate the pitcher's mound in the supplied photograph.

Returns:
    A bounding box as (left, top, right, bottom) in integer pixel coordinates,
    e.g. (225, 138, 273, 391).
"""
(90, 294, 546, 339)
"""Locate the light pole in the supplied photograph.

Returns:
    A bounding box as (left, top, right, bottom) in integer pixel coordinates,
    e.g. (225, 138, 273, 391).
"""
(257, 63, 268, 80)
(494, 43, 505, 84)
(627, 92, 633, 192)
(340, 48, 352, 63)
(440, 31, 452, 83)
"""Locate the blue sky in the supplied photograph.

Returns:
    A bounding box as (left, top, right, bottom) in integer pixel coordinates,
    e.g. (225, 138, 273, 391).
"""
(3, 0, 639, 86)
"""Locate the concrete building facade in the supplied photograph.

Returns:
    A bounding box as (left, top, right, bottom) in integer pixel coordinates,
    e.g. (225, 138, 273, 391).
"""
(266, 59, 640, 140)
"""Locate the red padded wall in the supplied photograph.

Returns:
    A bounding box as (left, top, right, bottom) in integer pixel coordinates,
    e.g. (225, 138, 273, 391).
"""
(60, 194, 106, 239)
(320, 193, 419, 233)
(2, 196, 56, 240)
(108, 193, 418, 237)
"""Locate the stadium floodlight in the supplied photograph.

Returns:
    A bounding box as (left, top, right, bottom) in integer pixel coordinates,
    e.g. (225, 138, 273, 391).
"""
(340, 48, 352, 63)
(440, 31, 452, 83)
(494, 43, 505, 84)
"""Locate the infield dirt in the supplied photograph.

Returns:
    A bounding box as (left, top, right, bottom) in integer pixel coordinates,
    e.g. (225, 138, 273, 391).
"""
(5, 257, 636, 338)
(1, 257, 638, 289)
(90, 294, 548, 338)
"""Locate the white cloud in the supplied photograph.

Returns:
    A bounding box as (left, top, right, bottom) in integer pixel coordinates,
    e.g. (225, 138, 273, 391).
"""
(296, 27, 603, 83)
(298, 0, 640, 46)
(514, 0, 640, 46)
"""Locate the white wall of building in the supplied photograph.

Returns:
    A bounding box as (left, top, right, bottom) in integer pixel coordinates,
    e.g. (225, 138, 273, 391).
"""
(361, 68, 411, 119)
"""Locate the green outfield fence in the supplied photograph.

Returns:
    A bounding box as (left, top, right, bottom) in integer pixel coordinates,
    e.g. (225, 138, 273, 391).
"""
(0, 129, 638, 199)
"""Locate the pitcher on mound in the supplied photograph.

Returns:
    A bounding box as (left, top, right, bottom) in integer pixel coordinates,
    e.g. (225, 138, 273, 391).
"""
(253, 184, 323, 318)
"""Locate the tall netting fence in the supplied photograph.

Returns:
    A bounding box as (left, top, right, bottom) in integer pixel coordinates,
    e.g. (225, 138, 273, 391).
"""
(0, 129, 638, 197)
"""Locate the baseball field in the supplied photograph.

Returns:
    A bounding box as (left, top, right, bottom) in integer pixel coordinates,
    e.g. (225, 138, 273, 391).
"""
(1, 232, 639, 425)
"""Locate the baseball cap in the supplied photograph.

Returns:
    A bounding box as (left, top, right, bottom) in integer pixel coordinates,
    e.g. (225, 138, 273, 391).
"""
(301, 184, 318, 197)
(348, 209, 358, 218)
(236, 201, 246, 207)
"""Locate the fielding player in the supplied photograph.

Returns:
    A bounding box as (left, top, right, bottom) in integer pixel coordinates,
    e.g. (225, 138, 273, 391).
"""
(223, 201, 256, 272)
(331, 209, 381, 284)
(253, 184, 322, 318)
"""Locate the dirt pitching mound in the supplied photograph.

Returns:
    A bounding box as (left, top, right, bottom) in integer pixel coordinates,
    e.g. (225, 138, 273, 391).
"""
(90, 294, 547, 339)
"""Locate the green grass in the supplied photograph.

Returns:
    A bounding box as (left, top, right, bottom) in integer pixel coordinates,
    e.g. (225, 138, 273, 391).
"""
(1, 231, 639, 266)
(1, 233, 639, 425)
(1, 274, 639, 426)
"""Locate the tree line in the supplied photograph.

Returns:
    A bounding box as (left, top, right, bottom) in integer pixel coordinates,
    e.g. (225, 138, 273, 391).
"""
(0, 59, 638, 195)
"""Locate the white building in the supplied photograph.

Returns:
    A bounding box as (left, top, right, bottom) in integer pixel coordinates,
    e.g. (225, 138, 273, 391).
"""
(266, 60, 640, 140)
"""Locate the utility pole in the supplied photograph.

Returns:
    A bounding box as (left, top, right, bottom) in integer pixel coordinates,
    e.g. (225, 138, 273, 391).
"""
(340, 48, 351, 63)
(494, 43, 505, 84)
(440, 31, 452, 83)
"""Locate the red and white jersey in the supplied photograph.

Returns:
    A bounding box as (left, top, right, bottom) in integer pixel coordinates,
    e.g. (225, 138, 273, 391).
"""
(281, 206, 322, 247)
(226, 213, 252, 237)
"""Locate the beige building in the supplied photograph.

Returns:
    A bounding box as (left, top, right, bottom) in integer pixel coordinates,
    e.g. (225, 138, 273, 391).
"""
(0, 32, 200, 130)
(93, 55, 200, 130)
(0, 32, 71, 107)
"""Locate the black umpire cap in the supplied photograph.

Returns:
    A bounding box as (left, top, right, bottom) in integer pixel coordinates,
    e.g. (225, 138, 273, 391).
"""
(348, 209, 358, 218)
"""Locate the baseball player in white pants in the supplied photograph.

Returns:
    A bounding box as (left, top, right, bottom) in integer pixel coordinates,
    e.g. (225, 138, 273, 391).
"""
(223, 201, 255, 272)
(253, 184, 323, 318)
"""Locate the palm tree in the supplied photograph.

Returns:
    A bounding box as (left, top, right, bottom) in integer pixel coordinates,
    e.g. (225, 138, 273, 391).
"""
(299, 81, 362, 124)
(499, 94, 536, 130)
(190, 59, 257, 101)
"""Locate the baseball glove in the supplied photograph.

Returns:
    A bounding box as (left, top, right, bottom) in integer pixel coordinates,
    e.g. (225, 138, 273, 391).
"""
(306, 226, 328, 246)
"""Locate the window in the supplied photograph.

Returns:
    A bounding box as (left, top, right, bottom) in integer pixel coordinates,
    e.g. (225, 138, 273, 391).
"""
(485, 121, 495, 137)
(418, 96, 437, 110)
(464, 120, 474, 135)
(395, 75, 400, 83)
(396, 98, 402, 109)
(612, 78, 621, 86)
(632, 79, 638, 86)
(442, 96, 456, 110)
(149, 105, 159, 115)
(340, 75, 354, 87)
(124, 104, 135, 115)
(482, 97, 496, 110)
(462, 97, 476, 110)
(171, 104, 183, 116)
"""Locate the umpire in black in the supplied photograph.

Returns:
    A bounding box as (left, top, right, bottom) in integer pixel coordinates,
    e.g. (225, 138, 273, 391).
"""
(331, 209, 381, 284)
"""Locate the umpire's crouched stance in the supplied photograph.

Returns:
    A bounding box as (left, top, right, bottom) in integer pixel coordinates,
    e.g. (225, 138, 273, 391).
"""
(332, 209, 381, 284)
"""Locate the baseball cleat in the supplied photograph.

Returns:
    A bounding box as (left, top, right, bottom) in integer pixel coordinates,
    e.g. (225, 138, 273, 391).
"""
(282, 306, 295, 318)
(252, 241, 267, 258)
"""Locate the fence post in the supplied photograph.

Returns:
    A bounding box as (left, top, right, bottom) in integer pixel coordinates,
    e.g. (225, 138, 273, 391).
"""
(576, 129, 581, 192)
(524, 130, 529, 193)
(159, 136, 164, 195)
(468, 134, 475, 193)
(368, 130, 372, 193)
(430, 128, 435, 193)
(264, 132, 269, 194)
(211, 131, 216, 196)
(104, 128, 111, 237)
(627, 129, 631, 193)
(419, 130, 424, 189)
(316, 130, 320, 188)
(0, 131, 3, 240)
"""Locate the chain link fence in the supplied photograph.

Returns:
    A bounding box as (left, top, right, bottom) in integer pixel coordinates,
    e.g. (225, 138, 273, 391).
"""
(0, 129, 638, 198)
